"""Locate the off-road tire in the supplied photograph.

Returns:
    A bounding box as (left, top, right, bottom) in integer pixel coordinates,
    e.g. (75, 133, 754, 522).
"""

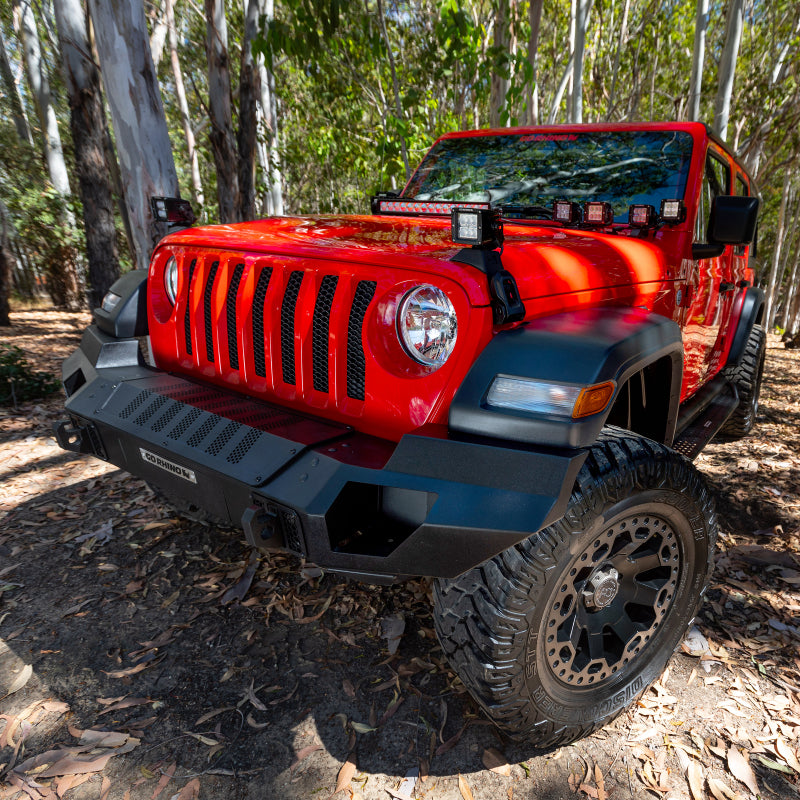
(719, 324, 766, 439)
(433, 428, 717, 748)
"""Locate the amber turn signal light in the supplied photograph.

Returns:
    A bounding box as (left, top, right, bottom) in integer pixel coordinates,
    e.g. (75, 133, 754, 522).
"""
(572, 381, 616, 418)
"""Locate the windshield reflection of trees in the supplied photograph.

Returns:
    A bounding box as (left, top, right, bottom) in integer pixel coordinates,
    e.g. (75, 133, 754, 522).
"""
(405, 132, 693, 221)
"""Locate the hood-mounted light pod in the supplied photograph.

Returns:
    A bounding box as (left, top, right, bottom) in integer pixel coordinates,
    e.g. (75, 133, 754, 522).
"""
(553, 200, 582, 225)
(628, 204, 657, 228)
(659, 199, 686, 224)
(583, 201, 615, 226)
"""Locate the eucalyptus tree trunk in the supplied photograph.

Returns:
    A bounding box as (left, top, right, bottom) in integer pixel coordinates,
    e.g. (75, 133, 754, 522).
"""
(256, 0, 283, 216)
(0, 31, 33, 146)
(606, 0, 630, 119)
(54, 0, 120, 309)
(712, 0, 744, 141)
(0, 201, 14, 326)
(489, 0, 508, 127)
(525, 0, 543, 125)
(148, 0, 169, 70)
(14, 0, 72, 200)
(688, 0, 709, 121)
(89, 0, 180, 270)
(238, 0, 260, 221)
(166, 0, 203, 208)
(764, 176, 791, 330)
(570, 0, 590, 124)
(205, 0, 241, 223)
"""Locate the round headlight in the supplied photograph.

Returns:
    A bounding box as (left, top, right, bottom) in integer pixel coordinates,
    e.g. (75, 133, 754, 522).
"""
(397, 285, 458, 367)
(164, 256, 178, 305)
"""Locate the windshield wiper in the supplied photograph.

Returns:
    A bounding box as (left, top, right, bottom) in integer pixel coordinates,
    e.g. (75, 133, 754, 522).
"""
(498, 204, 554, 220)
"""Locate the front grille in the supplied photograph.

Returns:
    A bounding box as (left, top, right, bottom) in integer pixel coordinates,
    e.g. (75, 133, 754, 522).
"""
(179, 255, 379, 411)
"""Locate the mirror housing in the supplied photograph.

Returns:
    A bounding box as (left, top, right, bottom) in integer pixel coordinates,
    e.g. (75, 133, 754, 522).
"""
(709, 195, 760, 245)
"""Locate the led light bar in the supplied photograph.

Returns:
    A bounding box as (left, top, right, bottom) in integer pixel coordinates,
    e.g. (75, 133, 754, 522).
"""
(628, 204, 657, 228)
(451, 207, 503, 248)
(584, 201, 614, 226)
(553, 200, 582, 225)
(659, 199, 686, 224)
(375, 199, 491, 216)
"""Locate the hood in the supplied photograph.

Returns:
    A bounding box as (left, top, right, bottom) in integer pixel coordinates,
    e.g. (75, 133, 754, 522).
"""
(162, 214, 673, 306)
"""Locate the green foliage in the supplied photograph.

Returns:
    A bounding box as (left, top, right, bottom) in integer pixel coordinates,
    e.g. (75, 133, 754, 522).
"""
(0, 345, 60, 406)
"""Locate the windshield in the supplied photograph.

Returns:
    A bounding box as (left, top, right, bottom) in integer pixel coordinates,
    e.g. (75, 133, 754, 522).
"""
(403, 130, 694, 223)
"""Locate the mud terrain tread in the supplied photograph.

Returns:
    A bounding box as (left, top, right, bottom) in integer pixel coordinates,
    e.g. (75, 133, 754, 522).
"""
(720, 324, 766, 438)
(433, 427, 717, 747)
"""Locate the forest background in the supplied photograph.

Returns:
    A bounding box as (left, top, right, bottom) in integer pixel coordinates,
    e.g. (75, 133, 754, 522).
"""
(0, 0, 798, 334)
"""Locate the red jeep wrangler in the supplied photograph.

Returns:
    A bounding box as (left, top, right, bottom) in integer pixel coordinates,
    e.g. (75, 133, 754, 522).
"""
(57, 122, 764, 746)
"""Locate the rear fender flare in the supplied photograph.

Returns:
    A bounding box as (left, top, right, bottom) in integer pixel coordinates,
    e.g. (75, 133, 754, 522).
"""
(449, 307, 683, 449)
(726, 287, 765, 368)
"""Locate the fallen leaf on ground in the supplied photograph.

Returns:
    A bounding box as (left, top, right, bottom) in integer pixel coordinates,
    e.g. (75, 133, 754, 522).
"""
(3, 664, 32, 697)
(458, 775, 474, 800)
(332, 755, 356, 795)
(727, 745, 760, 797)
(151, 762, 176, 799)
(173, 778, 200, 799)
(687, 760, 704, 800)
(289, 744, 322, 772)
(482, 747, 511, 776)
(381, 613, 405, 655)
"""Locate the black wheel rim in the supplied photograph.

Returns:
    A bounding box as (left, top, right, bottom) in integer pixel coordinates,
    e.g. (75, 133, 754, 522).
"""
(543, 513, 681, 688)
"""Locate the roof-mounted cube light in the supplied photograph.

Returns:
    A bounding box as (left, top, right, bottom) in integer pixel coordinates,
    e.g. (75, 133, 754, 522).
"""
(659, 199, 686, 224)
(628, 204, 657, 228)
(451, 207, 504, 249)
(553, 200, 582, 225)
(583, 201, 615, 226)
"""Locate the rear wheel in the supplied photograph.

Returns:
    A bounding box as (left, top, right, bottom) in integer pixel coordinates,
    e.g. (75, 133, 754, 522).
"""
(720, 324, 766, 439)
(433, 429, 716, 747)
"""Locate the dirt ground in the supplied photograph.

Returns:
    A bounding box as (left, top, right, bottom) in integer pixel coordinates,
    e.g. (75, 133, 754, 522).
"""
(1, 309, 800, 800)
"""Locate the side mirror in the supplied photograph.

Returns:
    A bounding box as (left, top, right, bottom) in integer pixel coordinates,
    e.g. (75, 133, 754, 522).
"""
(709, 195, 760, 245)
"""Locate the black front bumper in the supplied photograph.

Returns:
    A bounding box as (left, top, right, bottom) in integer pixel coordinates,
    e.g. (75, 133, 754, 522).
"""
(57, 327, 586, 582)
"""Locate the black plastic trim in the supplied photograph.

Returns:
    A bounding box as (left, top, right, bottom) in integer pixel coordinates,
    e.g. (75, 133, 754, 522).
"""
(93, 270, 148, 338)
(726, 287, 764, 368)
(449, 307, 683, 448)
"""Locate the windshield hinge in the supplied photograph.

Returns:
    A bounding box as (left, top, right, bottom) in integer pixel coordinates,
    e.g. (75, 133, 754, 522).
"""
(451, 249, 526, 325)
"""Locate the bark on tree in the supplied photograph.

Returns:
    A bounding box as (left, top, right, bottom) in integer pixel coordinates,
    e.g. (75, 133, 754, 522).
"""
(165, 0, 203, 209)
(238, 0, 260, 221)
(489, 0, 508, 127)
(204, 0, 241, 223)
(570, 0, 591, 123)
(688, 0, 709, 121)
(525, 0, 543, 125)
(764, 175, 791, 330)
(0, 201, 14, 326)
(256, 0, 283, 216)
(54, 0, 120, 309)
(148, 0, 169, 70)
(712, 0, 744, 141)
(89, 0, 180, 270)
(14, 0, 72, 199)
(0, 31, 33, 146)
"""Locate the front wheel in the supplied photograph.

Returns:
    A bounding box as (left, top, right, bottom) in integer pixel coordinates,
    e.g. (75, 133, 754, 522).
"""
(433, 429, 717, 747)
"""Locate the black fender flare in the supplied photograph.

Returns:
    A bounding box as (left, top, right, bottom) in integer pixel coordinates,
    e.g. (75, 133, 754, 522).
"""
(449, 307, 683, 449)
(93, 270, 148, 339)
(725, 287, 764, 368)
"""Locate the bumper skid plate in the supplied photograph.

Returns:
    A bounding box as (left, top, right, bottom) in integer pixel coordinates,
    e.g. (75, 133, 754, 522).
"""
(59, 326, 587, 581)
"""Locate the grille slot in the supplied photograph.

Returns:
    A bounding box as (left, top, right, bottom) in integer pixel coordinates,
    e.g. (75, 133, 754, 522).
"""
(120, 390, 149, 419)
(280, 271, 304, 385)
(312, 276, 338, 393)
(184, 258, 197, 355)
(252, 267, 273, 378)
(347, 281, 377, 400)
(226, 263, 245, 370)
(203, 260, 220, 363)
